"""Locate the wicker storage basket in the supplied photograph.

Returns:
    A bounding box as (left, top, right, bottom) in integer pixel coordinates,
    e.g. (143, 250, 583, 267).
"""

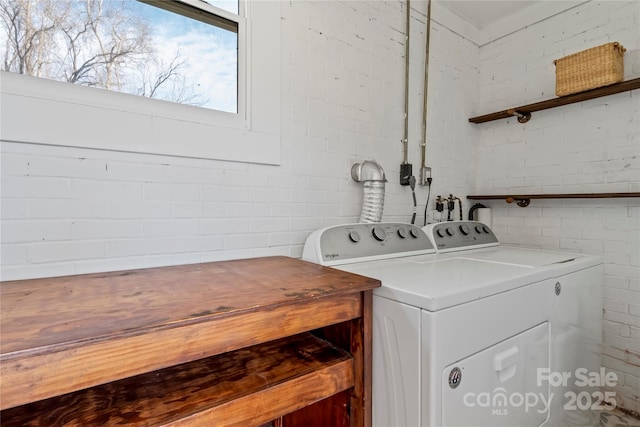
(554, 42, 626, 96)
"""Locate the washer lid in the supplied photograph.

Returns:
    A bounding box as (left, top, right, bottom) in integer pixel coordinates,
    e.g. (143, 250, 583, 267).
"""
(446, 246, 602, 275)
(458, 246, 579, 266)
(338, 255, 549, 311)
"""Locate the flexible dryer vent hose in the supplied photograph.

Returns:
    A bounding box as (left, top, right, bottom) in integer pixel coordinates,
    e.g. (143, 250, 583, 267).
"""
(351, 160, 387, 223)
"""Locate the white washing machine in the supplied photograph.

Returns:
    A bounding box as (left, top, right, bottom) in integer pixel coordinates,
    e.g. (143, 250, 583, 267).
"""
(423, 221, 603, 427)
(302, 221, 602, 427)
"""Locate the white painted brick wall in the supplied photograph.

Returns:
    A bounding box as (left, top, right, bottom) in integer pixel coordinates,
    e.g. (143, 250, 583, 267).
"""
(476, 1, 640, 413)
(1, 0, 477, 280)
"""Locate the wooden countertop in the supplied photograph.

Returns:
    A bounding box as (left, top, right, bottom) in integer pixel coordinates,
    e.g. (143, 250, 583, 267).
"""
(1, 256, 380, 410)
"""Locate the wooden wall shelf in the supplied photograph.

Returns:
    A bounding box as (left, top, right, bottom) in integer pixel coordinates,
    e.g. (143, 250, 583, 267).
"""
(469, 77, 640, 124)
(467, 192, 640, 207)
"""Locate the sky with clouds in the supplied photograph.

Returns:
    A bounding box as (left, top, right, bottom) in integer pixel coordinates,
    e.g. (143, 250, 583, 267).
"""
(129, 0, 239, 113)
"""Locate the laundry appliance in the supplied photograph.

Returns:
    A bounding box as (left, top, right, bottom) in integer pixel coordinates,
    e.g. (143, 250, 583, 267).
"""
(302, 221, 602, 427)
(423, 220, 603, 426)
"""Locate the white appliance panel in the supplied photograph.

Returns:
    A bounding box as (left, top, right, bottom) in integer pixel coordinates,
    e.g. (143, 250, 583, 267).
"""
(442, 323, 550, 427)
(421, 279, 554, 426)
(373, 295, 421, 427)
(548, 264, 604, 426)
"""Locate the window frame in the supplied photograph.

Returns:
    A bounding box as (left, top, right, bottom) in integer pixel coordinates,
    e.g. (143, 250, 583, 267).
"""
(0, 0, 281, 165)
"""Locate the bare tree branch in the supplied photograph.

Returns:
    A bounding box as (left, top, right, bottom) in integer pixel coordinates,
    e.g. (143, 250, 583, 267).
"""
(1, 0, 210, 107)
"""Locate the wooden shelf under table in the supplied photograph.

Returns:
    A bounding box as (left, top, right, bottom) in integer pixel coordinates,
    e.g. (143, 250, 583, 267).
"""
(2, 332, 354, 427)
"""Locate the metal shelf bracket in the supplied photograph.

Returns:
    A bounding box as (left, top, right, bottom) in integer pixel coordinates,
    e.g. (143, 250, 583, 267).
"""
(506, 109, 531, 123)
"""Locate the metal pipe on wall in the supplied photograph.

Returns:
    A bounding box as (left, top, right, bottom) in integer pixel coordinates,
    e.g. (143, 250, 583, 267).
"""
(402, 0, 411, 165)
(420, 0, 432, 186)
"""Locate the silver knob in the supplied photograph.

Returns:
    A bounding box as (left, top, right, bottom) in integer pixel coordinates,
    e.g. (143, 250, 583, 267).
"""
(348, 231, 361, 243)
(372, 226, 387, 241)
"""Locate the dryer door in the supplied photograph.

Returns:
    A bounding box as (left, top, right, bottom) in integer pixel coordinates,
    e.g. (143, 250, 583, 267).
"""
(442, 322, 550, 427)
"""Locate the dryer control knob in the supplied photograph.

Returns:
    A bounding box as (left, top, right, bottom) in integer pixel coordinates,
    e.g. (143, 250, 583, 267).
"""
(475, 225, 483, 233)
(459, 224, 470, 235)
(348, 231, 361, 243)
(446, 227, 455, 237)
(372, 226, 387, 241)
(482, 225, 490, 234)
(436, 229, 446, 238)
(397, 228, 408, 239)
(409, 228, 420, 238)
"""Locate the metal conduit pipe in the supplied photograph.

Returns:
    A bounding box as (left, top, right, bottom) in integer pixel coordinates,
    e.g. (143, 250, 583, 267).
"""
(420, 0, 433, 185)
(402, 0, 411, 165)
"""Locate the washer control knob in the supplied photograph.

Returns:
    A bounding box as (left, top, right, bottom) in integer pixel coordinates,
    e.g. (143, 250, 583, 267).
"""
(397, 228, 408, 239)
(482, 225, 490, 234)
(436, 229, 446, 238)
(409, 228, 420, 238)
(372, 226, 387, 242)
(475, 225, 483, 233)
(459, 224, 470, 235)
(446, 227, 455, 237)
(348, 230, 361, 243)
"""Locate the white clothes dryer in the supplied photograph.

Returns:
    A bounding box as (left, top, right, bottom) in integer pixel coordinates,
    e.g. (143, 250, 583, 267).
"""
(302, 221, 602, 427)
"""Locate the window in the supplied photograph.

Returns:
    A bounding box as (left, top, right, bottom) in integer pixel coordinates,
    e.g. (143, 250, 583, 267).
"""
(1, 0, 240, 113)
(0, 0, 281, 165)
(132, 0, 241, 113)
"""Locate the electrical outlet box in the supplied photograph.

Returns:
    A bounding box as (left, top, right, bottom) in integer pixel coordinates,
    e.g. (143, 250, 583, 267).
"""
(420, 167, 432, 186)
(400, 163, 413, 186)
